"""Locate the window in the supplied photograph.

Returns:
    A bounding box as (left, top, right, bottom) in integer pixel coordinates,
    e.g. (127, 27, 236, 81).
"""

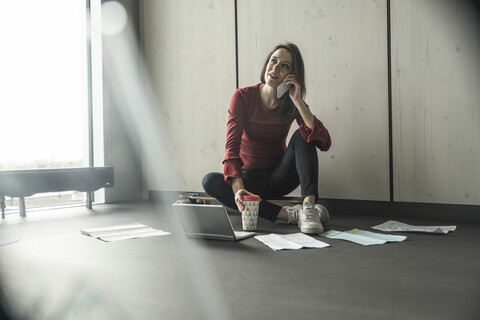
(0, 1, 94, 212)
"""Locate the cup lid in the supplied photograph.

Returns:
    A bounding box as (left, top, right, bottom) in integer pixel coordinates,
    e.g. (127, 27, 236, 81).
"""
(243, 195, 261, 201)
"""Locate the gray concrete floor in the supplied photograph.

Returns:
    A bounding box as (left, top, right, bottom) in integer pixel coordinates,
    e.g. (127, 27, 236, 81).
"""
(0, 201, 479, 320)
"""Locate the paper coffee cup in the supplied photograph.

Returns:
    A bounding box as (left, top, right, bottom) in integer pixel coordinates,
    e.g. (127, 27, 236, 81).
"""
(242, 195, 261, 231)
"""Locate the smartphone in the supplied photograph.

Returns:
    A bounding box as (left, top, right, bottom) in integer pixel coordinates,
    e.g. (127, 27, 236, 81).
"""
(276, 81, 292, 98)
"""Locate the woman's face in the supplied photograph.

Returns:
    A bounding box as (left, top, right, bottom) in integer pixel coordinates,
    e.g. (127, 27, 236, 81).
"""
(264, 48, 293, 87)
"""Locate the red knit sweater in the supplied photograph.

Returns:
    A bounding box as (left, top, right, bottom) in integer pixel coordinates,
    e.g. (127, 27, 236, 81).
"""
(223, 84, 331, 184)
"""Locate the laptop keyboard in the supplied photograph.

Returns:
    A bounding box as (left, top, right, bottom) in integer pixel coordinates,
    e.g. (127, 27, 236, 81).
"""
(234, 231, 255, 237)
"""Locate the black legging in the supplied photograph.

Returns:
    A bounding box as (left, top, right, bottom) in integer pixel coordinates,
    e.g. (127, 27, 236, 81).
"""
(202, 129, 319, 222)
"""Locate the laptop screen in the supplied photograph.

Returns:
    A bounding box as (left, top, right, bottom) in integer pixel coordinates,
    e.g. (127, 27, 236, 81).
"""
(172, 203, 235, 239)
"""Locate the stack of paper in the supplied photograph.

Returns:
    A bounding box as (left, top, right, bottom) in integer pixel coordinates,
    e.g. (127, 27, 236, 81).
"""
(254, 233, 330, 251)
(81, 223, 171, 242)
(372, 220, 456, 234)
(320, 229, 407, 246)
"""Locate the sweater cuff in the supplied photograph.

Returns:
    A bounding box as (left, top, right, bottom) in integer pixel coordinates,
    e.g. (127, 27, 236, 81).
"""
(299, 117, 331, 151)
(222, 158, 243, 185)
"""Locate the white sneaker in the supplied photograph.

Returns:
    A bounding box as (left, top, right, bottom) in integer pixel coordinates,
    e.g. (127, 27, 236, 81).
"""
(298, 202, 324, 234)
(285, 204, 303, 224)
(315, 204, 330, 224)
(285, 203, 329, 225)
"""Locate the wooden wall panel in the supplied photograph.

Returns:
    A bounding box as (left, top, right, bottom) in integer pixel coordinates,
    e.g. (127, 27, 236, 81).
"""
(142, 0, 236, 191)
(392, 0, 480, 205)
(237, 0, 390, 200)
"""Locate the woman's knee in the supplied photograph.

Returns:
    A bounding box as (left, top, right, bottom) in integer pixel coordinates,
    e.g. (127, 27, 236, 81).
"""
(201, 172, 215, 191)
(291, 128, 303, 139)
(291, 129, 308, 145)
(291, 129, 316, 152)
(202, 172, 223, 194)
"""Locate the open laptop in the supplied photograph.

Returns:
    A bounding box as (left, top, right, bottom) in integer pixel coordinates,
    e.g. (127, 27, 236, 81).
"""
(172, 203, 255, 241)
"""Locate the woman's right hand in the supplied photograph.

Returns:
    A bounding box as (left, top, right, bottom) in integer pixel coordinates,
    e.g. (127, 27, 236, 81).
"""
(234, 188, 255, 212)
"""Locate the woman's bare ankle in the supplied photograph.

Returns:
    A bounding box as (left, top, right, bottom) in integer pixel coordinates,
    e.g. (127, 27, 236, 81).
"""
(276, 207, 289, 221)
(303, 195, 316, 207)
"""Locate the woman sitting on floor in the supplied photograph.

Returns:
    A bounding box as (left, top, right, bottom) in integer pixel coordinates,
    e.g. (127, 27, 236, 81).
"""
(202, 42, 331, 233)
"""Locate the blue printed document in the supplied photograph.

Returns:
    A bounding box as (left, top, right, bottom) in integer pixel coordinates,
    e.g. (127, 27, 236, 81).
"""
(320, 229, 407, 246)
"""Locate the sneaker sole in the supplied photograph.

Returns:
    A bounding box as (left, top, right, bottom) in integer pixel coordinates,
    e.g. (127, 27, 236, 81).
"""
(300, 225, 324, 234)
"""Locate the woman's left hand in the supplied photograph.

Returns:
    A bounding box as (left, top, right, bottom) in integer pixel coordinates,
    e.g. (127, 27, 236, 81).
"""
(284, 74, 302, 103)
(234, 188, 256, 212)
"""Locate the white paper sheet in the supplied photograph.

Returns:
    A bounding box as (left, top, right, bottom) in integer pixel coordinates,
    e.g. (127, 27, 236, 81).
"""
(372, 220, 456, 234)
(254, 233, 330, 251)
(81, 223, 147, 237)
(320, 229, 406, 246)
(81, 223, 171, 242)
(100, 230, 171, 242)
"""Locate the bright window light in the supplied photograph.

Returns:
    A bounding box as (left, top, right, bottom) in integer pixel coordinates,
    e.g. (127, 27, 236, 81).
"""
(0, 0, 90, 211)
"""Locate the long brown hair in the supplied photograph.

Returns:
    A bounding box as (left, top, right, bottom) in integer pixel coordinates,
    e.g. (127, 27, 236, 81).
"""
(260, 42, 306, 119)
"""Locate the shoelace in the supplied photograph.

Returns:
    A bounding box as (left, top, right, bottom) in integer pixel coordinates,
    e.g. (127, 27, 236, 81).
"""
(303, 208, 317, 220)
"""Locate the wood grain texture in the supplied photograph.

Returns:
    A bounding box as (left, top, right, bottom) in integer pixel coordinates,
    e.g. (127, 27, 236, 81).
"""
(392, 0, 480, 204)
(142, 0, 236, 191)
